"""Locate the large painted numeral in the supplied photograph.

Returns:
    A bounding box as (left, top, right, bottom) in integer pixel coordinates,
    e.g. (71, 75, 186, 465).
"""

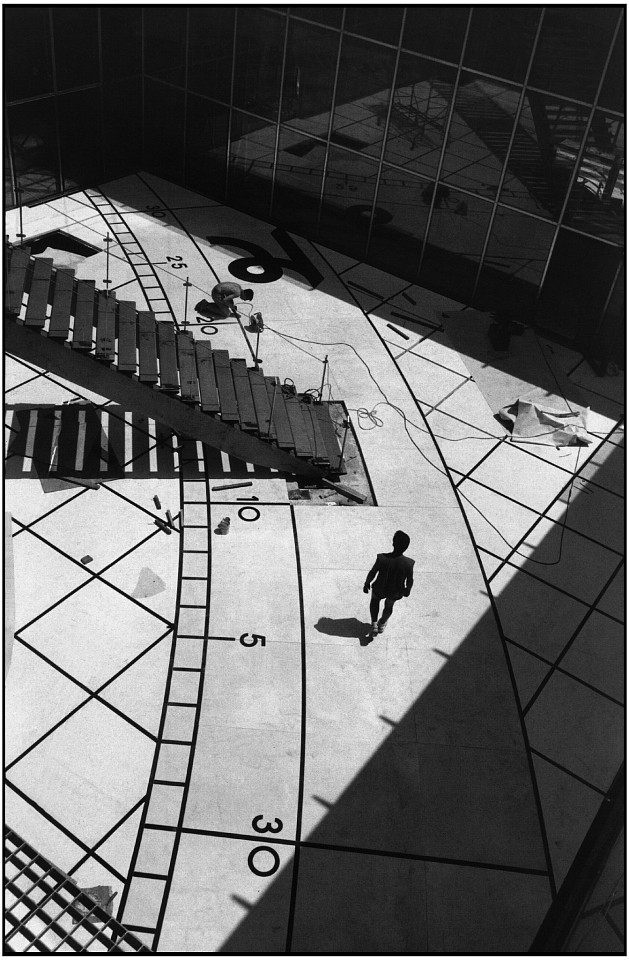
(248, 846, 280, 877)
(206, 228, 323, 288)
(252, 816, 283, 834)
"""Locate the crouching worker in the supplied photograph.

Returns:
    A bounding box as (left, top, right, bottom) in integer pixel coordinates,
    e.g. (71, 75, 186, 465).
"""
(363, 530, 414, 636)
(210, 281, 253, 318)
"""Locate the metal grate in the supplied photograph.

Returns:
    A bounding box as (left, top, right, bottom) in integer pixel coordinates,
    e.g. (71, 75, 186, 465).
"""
(4, 826, 152, 953)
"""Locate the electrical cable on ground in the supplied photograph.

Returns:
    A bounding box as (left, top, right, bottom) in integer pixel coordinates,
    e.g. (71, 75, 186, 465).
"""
(264, 324, 595, 567)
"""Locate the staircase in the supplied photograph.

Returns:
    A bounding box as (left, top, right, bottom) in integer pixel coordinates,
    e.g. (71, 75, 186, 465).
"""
(4, 826, 151, 953)
(4, 246, 348, 483)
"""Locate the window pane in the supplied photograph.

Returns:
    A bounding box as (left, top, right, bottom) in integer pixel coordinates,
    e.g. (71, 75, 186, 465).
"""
(367, 166, 428, 279)
(292, 7, 343, 28)
(58, 89, 102, 190)
(233, 9, 285, 120)
(189, 7, 235, 103)
(536, 229, 622, 349)
(529, 7, 619, 103)
(281, 20, 340, 138)
(475, 206, 555, 315)
(319, 146, 379, 259)
(103, 80, 142, 181)
(464, 7, 541, 83)
(101, 7, 142, 82)
(52, 6, 99, 90)
(331, 37, 397, 157)
(144, 79, 185, 183)
(598, 24, 625, 114)
(4, 6, 53, 101)
(384, 55, 455, 181)
(499, 92, 590, 218)
(420, 186, 492, 302)
(227, 111, 275, 220)
(144, 6, 187, 86)
(273, 129, 325, 233)
(563, 113, 623, 244)
(8, 99, 60, 204)
(441, 73, 520, 198)
(344, 6, 403, 47)
(402, 7, 469, 65)
(597, 264, 624, 367)
(185, 96, 229, 200)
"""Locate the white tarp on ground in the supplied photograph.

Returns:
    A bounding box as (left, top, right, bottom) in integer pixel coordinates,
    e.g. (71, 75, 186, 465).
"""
(498, 389, 591, 446)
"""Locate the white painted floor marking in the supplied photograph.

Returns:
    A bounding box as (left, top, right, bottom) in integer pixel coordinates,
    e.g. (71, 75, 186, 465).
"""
(220, 451, 231, 473)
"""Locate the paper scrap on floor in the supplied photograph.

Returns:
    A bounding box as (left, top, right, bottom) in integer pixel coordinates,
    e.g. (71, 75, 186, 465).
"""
(498, 389, 591, 446)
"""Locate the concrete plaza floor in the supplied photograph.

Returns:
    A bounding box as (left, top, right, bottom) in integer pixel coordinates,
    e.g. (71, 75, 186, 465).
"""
(4, 174, 624, 953)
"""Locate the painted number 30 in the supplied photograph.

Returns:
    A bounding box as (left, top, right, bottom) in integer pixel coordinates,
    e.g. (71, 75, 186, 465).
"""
(248, 816, 283, 877)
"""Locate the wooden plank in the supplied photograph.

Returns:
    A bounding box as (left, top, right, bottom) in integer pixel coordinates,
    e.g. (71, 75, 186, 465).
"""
(94, 293, 116, 360)
(48, 269, 75, 339)
(194, 341, 220, 412)
(117, 301, 137, 373)
(248, 368, 276, 439)
(6, 248, 32, 315)
(6, 320, 328, 480)
(264, 377, 295, 449)
(72, 280, 96, 350)
(137, 311, 159, 383)
(157, 321, 180, 392)
(313, 403, 345, 473)
(212, 350, 240, 423)
(230, 360, 258, 431)
(283, 394, 313, 457)
(303, 403, 330, 463)
(24, 258, 53, 327)
(177, 332, 200, 402)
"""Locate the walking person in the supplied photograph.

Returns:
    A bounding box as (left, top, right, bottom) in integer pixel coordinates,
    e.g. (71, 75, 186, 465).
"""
(363, 530, 414, 637)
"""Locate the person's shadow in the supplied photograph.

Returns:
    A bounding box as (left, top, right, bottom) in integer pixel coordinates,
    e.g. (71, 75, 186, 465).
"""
(314, 617, 374, 646)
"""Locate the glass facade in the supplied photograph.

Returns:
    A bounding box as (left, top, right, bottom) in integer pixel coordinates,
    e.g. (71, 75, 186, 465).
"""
(4, 5, 625, 362)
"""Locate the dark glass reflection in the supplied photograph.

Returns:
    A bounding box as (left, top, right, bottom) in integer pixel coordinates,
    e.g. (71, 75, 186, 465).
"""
(331, 37, 397, 159)
(101, 7, 142, 82)
(4, 6, 53, 102)
(441, 72, 519, 198)
(189, 7, 235, 104)
(144, 6, 187, 86)
(281, 20, 340, 138)
(58, 89, 102, 190)
(5, 141, 16, 208)
(420, 185, 492, 302)
(464, 7, 541, 83)
(367, 165, 428, 278)
(52, 7, 99, 90)
(402, 7, 469, 65)
(144, 80, 185, 183)
(499, 92, 589, 218)
(474, 206, 555, 315)
(273, 129, 326, 233)
(563, 113, 624, 244)
(103, 80, 142, 181)
(233, 9, 286, 120)
(344, 6, 403, 46)
(536, 229, 622, 348)
(597, 264, 624, 366)
(291, 6, 343, 28)
(598, 24, 625, 115)
(384, 54, 455, 181)
(227, 111, 275, 219)
(186, 96, 230, 199)
(8, 99, 60, 204)
(529, 6, 619, 103)
(319, 146, 379, 259)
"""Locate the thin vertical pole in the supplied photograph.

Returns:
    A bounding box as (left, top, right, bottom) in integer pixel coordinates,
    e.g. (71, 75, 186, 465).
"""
(319, 355, 328, 403)
(267, 381, 278, 437)
(16, 185, 25, 246)
(255, 326, 262, 369)
(339, 416, 350, 467)
(183, 276, 191, 329)
(103, 233, 112, 289)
